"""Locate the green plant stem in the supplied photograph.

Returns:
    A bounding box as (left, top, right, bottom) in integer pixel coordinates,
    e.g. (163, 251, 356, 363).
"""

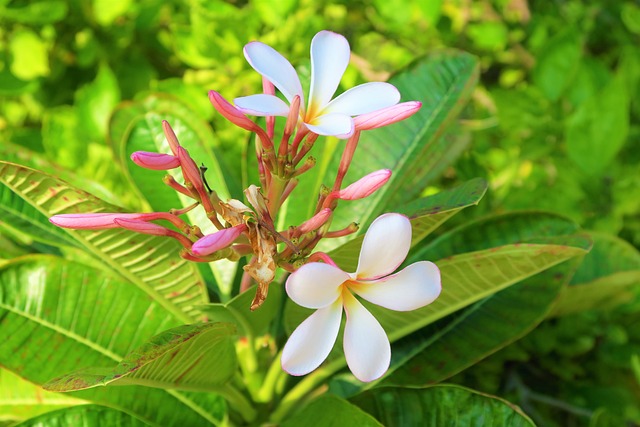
(257, 350, 285, 402)
(269, 360, 343, 423)
(267, 174, 288, 218)
(219, 383, 257, 423)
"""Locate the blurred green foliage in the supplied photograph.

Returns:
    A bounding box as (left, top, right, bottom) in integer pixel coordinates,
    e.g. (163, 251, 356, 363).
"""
(1, 0, 638, 425)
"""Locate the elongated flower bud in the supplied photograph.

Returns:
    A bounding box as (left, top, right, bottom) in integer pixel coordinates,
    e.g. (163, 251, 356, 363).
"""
(50, 212, 188, 231)
(337, 169, 392, 200)
(354, 102, 421, 131)
(191, 224, 247, 256)
(298, 208, 332, 234)
(114, 219, 193, 249)
(131, 152, 180, 170)
(162, 121, 181, 155)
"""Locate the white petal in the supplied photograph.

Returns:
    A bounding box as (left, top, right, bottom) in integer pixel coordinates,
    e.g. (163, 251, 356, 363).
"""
(307, 31, 350, 117)
(350, 261, 441, 311)
(286, 263, 349, 309)
(355, 213, 411, 280)
(305, 113, 354, 137)
(324, 82, 400, 117)
(243, 41, 304, 103)
(342, 292, 390, 382)
(234, 94, 290, 117)
(281, 300, 343, 376)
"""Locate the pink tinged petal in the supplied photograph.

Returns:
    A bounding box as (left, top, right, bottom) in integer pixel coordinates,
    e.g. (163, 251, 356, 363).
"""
(234, 94, 291, 117)
(307, 31, 350, 116)
(338, 169, 392, 200)
(323, 82, 400, 116)
(243, 41, 303, 103)
(342, 292, 390, 382)
(350, 261, 442, 311)
(286, 262, 349, 309)
(50, 213, 143, 229)
(191, 224, 247, 256)
(305, 113, 354, 137)
(354, 101, 422, 131)
(130, 152, 180, 170)
(355, 213, 412, 280)
(281, 299, 343, 376)
(114, 218, 170, 236)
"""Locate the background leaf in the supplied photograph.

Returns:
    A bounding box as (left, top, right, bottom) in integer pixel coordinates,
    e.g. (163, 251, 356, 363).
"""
(281, 395, 382, 427)
(350, 385, 535, 427)
(13, 404, 148, 427)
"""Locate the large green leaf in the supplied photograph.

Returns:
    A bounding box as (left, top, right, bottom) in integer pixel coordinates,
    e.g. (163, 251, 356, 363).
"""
(0, 161, 207, 322)
(0, 256, 225, 426)
(0, 368, 85, 424)
(281, 51, 479, 232)
(380, 212, 587, 387)
(551, 232, 640, 316)
(45, 322, 237, 393)
(350, 385, 535, 426)
(13, 404, 148, 427)
(281, 395, 382, 427)
(110, 93, 239, 297)
(328, 178, 487, 271)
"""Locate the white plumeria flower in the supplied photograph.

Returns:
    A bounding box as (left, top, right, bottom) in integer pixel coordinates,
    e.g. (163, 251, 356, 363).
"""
(282, 213, 441, 382)
(234, 30, 401, 138)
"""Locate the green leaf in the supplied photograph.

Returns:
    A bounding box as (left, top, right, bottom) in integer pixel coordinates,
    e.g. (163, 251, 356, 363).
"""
(350, 385, 535, 427)
(329, 178, 487, 272)
(551, 232, 640, 316)
(9, 29, 50, 80)
(199, 283, 283, 337)
(0, 1, 68, 24)
(0, 368, 85, 423)
(0, 162, 208, 322)
(281, 395, 383, 427)
(533, 29, 582, 101)
(93, 0, 132, 26)
(75, 63, 120, 142)
(283, 52, 479, 233)
(13, 404, 148, 427)
(45, 322, 237, 393)
(566, 74, 630, 174)
(0, 256, 225, 426)
(110, 93, 238, 298)
(375, 212, 587, 386)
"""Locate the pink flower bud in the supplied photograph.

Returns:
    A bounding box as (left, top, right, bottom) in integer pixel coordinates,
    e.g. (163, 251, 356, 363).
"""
(191, 224, 247, 256)
(50, 213, 147, 229)
(177, 147, 202, 187)
(130, 151, 180, 170)
(209, 90, 262, 132)
(354, 102, 422, 131)
(162, 121, 182, 155)
(115, 218, 194, 249)
(50, 212, 187, 230)
(298, 209, 332, 234)
(337, 169, 392, 200)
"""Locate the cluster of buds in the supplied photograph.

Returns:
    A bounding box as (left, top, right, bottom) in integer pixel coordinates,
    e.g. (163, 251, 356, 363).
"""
(50, 31, 422, 311)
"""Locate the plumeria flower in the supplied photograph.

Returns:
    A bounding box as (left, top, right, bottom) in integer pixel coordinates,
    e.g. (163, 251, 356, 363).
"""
(234, 30, 402, 137)
(282, 213, 441, 382)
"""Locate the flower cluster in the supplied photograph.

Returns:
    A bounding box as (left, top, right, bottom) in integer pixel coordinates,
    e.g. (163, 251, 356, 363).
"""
(49, 30, 441, 381)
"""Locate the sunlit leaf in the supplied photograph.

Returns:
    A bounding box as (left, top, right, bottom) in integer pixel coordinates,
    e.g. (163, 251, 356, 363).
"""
(0, 256, 225, 426)
(45, 322, 237, 393)
(0, 162, 208, 321)
(13, 404, 148, 427)
(281, 395, 382, 427)
(0, 368, 85, 423)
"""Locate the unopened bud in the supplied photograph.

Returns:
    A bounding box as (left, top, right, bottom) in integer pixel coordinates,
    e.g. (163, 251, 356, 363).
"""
(50, 212, 186, 230)
(162, 121, 181, 155)
(114, 218, 193, 248)
(131, 151, 180, 170)
(337, 169, 392, 200)
(191, 224, 247, 256)
(297, 208, 332, 234)
(354, 102, 422, 131)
